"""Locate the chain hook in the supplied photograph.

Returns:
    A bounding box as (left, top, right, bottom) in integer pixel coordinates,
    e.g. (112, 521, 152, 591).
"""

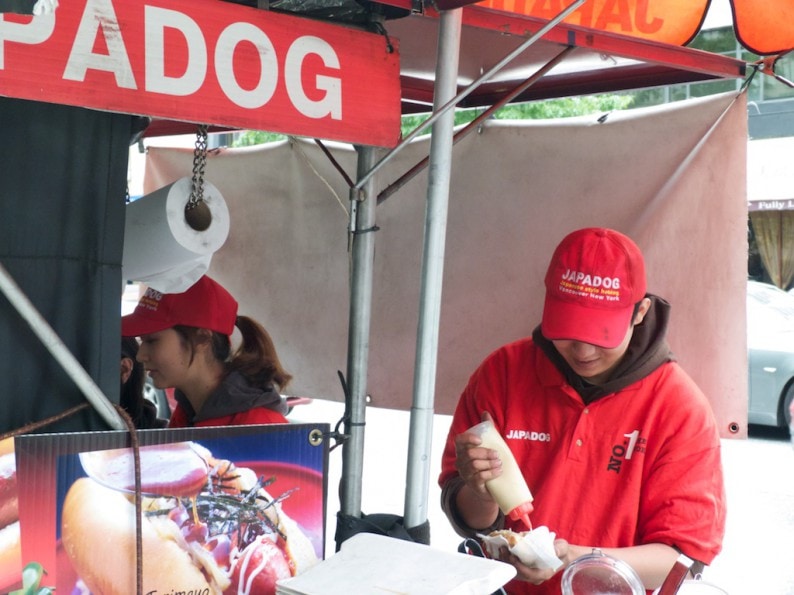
(185, 124, 212, 231)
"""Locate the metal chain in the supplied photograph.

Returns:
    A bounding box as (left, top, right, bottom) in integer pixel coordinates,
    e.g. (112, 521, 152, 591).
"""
(187, 124, 209, 210)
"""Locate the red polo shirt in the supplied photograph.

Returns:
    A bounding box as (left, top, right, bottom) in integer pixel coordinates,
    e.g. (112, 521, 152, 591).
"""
(439, 338, 726, 595)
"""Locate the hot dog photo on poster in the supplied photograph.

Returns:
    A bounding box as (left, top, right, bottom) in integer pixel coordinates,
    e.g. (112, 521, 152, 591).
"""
(0, 437, 21, 593)
(13, 423, 328, 595)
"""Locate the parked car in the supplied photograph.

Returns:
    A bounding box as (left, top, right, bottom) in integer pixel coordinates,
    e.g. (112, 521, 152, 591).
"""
(747, 280, 794, 428)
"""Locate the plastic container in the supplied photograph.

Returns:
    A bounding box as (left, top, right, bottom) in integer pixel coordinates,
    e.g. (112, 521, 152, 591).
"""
(467, 420, 534, 529)
(561, 549, 644, 595)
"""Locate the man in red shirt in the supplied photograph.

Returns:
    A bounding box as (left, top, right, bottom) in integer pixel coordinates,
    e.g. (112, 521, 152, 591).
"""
(439, 228, 725, 594)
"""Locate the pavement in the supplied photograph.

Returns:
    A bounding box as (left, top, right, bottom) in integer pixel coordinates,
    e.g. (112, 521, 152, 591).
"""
(291, 400, 794, 595)
(705, 425, 794, 594)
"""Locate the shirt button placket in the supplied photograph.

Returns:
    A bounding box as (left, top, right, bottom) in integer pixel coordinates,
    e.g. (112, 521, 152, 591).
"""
(578, 407, 590, 446)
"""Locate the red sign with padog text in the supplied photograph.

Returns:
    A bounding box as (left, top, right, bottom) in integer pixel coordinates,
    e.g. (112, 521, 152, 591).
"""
(0, 0, 402, 147)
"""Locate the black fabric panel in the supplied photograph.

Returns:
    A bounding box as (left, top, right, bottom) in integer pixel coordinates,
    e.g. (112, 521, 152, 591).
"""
(0, 97, 134, 434)
(0, 0, 37, 14)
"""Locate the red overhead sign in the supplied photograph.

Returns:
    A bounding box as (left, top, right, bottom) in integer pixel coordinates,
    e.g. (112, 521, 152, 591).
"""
(471, 0, 794, 56)
(0, 0, 402, 147)
(476, 0, 708, 46)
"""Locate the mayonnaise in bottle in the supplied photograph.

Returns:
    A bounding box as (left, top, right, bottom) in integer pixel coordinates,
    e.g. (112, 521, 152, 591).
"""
(468, 419, 534, 530)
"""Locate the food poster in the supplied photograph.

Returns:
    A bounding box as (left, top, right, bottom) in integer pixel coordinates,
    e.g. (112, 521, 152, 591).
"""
(13, 423, 329, 594)
(0, 436, 21, 594)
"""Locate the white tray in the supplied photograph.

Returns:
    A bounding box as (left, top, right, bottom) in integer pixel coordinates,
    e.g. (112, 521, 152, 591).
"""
(277, 532, 516, 595)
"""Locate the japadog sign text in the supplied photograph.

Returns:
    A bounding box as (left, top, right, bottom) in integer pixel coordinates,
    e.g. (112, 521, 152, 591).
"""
(0, 0, 402, 147)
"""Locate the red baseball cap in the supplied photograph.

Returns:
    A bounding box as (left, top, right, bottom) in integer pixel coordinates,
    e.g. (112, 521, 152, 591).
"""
(541, 228, 646, 349)
(121, 275, 238, 337)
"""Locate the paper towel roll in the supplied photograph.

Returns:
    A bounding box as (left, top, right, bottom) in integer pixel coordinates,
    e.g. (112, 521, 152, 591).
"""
(122, 177, 230, 294)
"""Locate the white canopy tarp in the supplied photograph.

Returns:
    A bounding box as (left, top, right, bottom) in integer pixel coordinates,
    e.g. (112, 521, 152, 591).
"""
(142, 91, 748, 438)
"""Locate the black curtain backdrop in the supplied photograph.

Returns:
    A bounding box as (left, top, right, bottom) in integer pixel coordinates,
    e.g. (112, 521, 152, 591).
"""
(0, 0, 37, 14)
(0, 97, 133, 434)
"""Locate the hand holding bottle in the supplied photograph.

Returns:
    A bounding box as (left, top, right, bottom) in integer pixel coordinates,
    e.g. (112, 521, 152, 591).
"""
(464, 414, 534, 530)
(453, 412, 504, 504)
(455, 412, 534, 531)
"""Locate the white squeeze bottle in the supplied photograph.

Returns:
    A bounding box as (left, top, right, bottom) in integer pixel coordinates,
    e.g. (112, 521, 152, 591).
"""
(468, 419, 534, 530)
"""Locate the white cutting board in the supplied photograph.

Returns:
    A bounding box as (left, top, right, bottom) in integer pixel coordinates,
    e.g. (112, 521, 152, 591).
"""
(277, 532, 516, 595)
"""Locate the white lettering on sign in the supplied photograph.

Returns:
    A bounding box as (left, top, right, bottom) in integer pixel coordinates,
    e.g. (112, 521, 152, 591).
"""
(145, 6, 207, 96)
(0, 0, 400, 146)
(64, 0, 136, 89)
(286, 36, 341, 120)
(0, 13, 55, 70)
(58, 2, 344, 116)
(215, 22, 277, 109)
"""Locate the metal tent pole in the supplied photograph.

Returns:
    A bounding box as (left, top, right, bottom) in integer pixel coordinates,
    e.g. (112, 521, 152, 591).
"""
(352, 0, 586, 194)
(403, 7, 462, 531)
(339, 145, 381, 523)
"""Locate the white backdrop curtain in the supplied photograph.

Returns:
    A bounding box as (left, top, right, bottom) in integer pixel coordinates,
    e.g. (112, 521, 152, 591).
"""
(141, 92, 749, 437)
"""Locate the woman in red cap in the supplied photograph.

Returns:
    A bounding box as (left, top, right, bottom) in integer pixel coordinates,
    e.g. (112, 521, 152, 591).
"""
(439, 228, 726, 595)
(121, 275, 291, 427)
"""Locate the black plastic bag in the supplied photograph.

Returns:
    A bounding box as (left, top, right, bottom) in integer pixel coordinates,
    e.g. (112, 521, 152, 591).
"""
(335, 511, 430, 551)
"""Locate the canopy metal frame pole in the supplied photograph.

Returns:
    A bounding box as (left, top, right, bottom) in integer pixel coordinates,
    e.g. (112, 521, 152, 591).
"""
(403, 6, 462, 530)
(337, 0, 588, 532)
(350, 0, 587, 198)
(340, 145, 382, 521)
(377, 45, 577, 204)
(401, 2, 587, 530)
(0, 262, 125, 430)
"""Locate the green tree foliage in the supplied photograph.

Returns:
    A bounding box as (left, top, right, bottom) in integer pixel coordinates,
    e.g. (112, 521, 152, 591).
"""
(399, 94, 634, 138)
(232, 95, 635, 147)
(232, 129, 287, 147)
(491, 95, 634, 119)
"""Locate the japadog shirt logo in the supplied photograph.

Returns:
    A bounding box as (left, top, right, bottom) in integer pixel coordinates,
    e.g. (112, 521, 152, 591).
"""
(505, 429, 551, 442)
(607, 429, 646, 474)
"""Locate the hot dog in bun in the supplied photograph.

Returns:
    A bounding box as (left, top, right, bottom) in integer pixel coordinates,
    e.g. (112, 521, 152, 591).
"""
(480, 526, 563, 571)
(61, 442, 318, 594)
(487, 529, 524, 548)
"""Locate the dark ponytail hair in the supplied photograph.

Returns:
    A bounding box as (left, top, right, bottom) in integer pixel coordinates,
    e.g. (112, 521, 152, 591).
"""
(175, 316, 292, 391)
(227, 315, 292, 390)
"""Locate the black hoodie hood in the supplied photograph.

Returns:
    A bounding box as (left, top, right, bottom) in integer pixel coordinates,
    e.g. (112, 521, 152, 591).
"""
(533, 294, 675, 404)
(174, 370, 289, 424)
